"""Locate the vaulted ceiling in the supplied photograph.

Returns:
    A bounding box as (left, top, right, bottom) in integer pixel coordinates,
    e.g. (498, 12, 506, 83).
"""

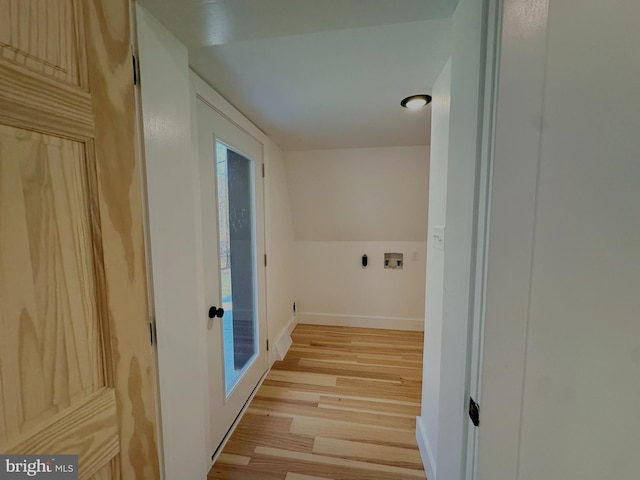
(137, 0, 457, 150)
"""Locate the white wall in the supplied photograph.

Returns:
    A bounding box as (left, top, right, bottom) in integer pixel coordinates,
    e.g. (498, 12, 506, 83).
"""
(285, 146, 429, 330)
(479, 1, 640, 479)
(417, 58, 451, 480)
(286, 146, 429, 242)
(136, 5, 208, 479)
(263, 139, 297, 359)
(294, 241, 427, 329)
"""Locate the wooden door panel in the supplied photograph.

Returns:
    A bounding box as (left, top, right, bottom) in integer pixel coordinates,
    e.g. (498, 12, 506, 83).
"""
(0, 125, 103, 442)
(90, 461, 116, 480)
(5, 388, 118, 479)
(0, 61, 94, 139)
(0, 0, 86, 87)
(0, 1, 160, 478)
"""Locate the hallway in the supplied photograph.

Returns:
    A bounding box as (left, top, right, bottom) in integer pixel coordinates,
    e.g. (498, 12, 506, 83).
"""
(209, 324, 426, 480)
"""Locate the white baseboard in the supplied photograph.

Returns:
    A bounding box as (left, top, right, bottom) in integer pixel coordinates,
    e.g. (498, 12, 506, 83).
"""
(210, 368, 268, 467)
(416, 416, 436, 480)
(286, 315, 297, 334)
(296, 312, 424, 331)
(269, 316, 296, 364)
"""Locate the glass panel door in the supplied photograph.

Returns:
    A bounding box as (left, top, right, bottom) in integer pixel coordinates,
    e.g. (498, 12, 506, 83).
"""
(196, 96, 268, 462)
(215, 143, 258, 394)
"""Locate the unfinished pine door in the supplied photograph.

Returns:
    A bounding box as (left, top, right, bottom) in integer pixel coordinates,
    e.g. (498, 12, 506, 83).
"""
(0, 1, 159, 479)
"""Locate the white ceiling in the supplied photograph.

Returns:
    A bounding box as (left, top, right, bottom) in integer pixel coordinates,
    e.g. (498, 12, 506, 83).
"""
(137, 0, 457, 150)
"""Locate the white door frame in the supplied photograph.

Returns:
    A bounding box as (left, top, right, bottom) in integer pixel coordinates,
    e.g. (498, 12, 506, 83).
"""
(474, 0, 552, 477)
(464, 0, 503, 478)
(135, 6, 209, 479)
(422, 0, 503, 478)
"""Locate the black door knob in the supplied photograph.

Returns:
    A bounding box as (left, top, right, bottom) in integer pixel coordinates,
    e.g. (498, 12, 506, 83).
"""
(208, 306, 224, 319)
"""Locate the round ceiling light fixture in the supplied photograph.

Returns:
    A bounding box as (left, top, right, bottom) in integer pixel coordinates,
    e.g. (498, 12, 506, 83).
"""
(401, 94, 432, 110)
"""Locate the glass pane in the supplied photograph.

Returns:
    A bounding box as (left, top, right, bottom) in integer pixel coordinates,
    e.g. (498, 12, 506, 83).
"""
(216, 142, 257, 395)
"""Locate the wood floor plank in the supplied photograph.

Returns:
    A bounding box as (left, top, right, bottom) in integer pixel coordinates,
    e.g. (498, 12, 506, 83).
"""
(246, 454, 420, 480)
(268, 370, 338, 387)
(248, 398, 418, 430)
(355, 353, 423, 367)
(224, 425, 315, 456)
(298, 357, 422, 379)
(289, 417, 418, 447)
(234, 412, 294, 432)
(255, 385, 323, 403)
(317, 395, 420, 417)
(312, 437, 424, 468)
(209, 324, 426, 480)
(285, 473, 332, 480)
(253, 447, 425, 479)
(217, 453, 250, 466)
(208, 463, 286, 480)
(262, 377, 420, 403)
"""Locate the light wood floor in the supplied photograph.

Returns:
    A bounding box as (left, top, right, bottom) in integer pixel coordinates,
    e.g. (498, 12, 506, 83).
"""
(208, 324, 426, 480)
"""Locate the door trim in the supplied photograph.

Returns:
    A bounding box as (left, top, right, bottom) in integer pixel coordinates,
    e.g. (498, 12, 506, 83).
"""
(474, 0, 552, 478)
(135, 6, 209, 479)
(195, 94, 265, 145)
(191, 73, 268, 146)
(464, 0, 503, 478)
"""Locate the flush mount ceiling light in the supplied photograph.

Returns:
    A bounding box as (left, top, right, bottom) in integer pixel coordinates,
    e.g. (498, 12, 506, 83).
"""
(401, 94, 432, 109)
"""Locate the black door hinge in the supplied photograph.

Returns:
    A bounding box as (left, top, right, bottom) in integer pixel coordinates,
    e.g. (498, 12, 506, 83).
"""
(132, 53, 139, 85)
(149, 322, 155, 345)
(262, 163, 265, 178)
(266, 339, 270, 351)
(264, 254, 267, 267)
(469, 396, 480, 427)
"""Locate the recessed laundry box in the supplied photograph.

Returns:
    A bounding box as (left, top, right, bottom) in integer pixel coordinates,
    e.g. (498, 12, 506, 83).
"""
(384, 252, 403, 269)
